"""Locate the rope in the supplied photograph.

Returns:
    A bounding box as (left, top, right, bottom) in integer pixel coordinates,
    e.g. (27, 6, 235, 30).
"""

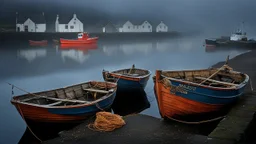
(87, 112, 126, 132)
(8, 83, 42, 143)
(166, 115, 225, 124)
(250, 79, 254, 92)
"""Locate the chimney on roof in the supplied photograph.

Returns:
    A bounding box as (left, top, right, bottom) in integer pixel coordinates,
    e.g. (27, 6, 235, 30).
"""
(73, 14, 77, 18)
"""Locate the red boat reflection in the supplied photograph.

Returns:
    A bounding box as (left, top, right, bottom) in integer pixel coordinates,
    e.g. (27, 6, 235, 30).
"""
(59, 43, 98, 53)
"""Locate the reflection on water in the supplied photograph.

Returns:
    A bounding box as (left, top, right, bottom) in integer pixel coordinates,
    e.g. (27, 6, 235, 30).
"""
(61, 50, 90, 64)
(112, 89, 150, 116)
(0, 36, 252, 144)
(17, 49, 47, 62)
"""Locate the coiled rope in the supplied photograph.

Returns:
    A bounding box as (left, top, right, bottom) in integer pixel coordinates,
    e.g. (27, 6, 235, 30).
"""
(88, 112, 126, 132)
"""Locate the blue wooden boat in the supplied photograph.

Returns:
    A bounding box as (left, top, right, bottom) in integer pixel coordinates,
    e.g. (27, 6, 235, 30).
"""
(102, 64, 151, 91)
(153, 61, 249, 122)
(11, 81, 117, 123)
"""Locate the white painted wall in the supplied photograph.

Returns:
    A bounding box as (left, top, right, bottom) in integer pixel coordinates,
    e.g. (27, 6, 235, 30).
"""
(16, 24, 24, 31)
(120, 21, 134, 32)
(16, 18, 46, 32)
(119, 21, 152, 32)
(36, 24, 46, 32)
(156, 22, 168, 32)
(140, 21, 152, 32)
(56, 14, 84, 32)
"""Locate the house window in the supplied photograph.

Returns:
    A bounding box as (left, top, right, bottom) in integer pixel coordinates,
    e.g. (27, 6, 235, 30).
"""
(142, 26, 144, 28)
(148, 26, 150, 28)
(70, 26, 74, 29)
(74, 21, 76, 24)
(128, 26, 130, 29)
(65, 25, 68, 29)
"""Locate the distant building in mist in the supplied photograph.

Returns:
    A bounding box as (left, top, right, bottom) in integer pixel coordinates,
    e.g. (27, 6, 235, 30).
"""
(16, 12, 46, 32)
(55, 14, 83, 32)
(156, 21, 168, 32)
(117, 20, 152, 32)
(102, 21, 118, 33)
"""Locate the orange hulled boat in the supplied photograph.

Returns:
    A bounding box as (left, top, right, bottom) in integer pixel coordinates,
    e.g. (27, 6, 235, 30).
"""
(60, 32, 98, 44)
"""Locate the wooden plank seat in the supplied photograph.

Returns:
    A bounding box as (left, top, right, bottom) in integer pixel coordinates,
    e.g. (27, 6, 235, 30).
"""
(45, 101, 62, 106)
(195, 77, 239, 87)
(83, 88, 113, 94)
(21, 95, 89, 104)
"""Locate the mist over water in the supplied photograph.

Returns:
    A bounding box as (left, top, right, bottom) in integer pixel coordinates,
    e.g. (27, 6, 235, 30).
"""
(0, 34, 250, 144)
(0, 0, 255, 143)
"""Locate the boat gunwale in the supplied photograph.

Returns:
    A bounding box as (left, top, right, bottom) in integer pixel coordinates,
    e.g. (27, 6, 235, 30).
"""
(10, 81, 117, 109)
(157, 68, 249, 91)
(107, 68, 152, 79)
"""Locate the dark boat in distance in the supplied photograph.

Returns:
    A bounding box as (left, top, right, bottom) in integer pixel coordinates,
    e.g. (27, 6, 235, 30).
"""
(11, 81, 117, 123)
(205, 22, 256, 48)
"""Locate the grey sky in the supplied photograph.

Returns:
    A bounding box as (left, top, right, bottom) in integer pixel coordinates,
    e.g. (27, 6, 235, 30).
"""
(1, 0, 256, 35)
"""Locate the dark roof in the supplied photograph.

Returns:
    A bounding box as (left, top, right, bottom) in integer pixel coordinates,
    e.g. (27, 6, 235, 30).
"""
(17, 13, 46, 24)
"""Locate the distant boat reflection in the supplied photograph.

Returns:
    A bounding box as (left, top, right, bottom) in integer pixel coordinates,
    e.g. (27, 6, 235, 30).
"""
(111, 89, 150, 116)
(59, 44, 98, 64)
(17, 49, 47, 63)
(119, 43, 153, 55)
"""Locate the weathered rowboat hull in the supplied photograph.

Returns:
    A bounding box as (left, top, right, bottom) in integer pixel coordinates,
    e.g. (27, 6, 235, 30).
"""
(153, 67, 249, 120)
(11, 81, 117, 123)
(102, 66, 151, 91)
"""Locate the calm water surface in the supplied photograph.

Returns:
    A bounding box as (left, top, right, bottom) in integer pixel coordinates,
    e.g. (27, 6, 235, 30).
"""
(0, 35, 249, 144)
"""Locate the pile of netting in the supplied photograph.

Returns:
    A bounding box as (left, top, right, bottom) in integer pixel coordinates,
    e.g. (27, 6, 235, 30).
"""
(88, 112, 126, 132)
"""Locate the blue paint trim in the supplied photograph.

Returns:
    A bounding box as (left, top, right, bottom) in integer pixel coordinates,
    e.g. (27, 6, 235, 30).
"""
(170, 80, 247, 105)
(48, 92, 116, 115)
(116, 75, 150, 91)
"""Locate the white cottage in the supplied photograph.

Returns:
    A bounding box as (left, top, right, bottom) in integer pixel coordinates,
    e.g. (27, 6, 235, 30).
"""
(118, 20, 152, 32)
(156, 21, 168, 32)
(16, 13, 46, 32)
(55, 14, 83, 32)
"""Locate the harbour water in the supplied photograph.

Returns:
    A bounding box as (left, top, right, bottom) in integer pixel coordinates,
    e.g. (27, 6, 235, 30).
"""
(0, 34, 250, 144)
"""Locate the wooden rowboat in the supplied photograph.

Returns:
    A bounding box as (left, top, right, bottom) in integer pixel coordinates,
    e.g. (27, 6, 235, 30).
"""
(102, 64, 151, 91)
(11, 81, 117, 123)
(153, 62, 249, 122)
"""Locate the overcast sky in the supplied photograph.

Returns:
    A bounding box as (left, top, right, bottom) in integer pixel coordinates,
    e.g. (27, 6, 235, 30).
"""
(1, 0, 256, 35)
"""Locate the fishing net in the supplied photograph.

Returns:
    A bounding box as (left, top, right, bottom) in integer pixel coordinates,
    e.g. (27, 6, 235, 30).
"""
(88, 112, 126, 132)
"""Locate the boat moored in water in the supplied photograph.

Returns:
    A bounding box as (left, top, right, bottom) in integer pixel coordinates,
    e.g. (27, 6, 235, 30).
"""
(102, 64, 151, 91)
(153, 58, 249, 122)
(60, 32, 98, 44)
(29, 40, 48, 46)
(205, 22, 256, 48)
(11, 81, 117, 123)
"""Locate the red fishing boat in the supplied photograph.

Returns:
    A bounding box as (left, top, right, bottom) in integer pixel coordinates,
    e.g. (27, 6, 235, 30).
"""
(60, 32, 98, 44)
(29, 40, 48, 46)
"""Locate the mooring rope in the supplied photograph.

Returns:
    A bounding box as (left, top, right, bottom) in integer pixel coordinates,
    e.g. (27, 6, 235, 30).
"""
(7, 82, 42, 143)
(166, 115, 226, 124)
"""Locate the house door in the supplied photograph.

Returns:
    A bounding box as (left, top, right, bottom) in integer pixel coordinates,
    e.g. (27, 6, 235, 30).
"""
(25, 25, 28, 32)
(17, 27, 20, 32)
